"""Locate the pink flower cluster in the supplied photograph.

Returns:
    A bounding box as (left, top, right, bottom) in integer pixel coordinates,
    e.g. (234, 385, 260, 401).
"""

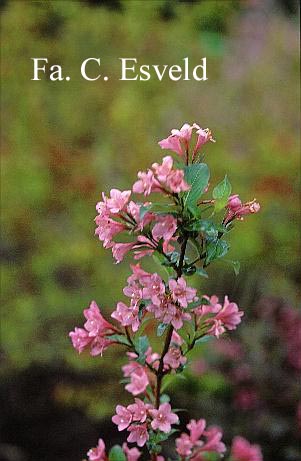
(133, 155, 190, 196)
(112, 400, 179, 447)
(224, 194, 260, 226)
(230, 436, 263, 461)
(86, 438, 141, 461)
(194, 295, 244, 338)
(112, 264, 198, 333)
(175, 418, 225, 459)
(158, 123, 215, 158)
(94, 187, 181, 263)
(69, 301, 117, 356)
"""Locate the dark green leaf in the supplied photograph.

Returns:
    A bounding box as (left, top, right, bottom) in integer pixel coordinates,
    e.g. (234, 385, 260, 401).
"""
(157, 323, 168, 337)
(134, 335, 150, 364)
(195, 335, 213, 345)
(183, 163, 210, 207)
(212, 175, 232, 212)
(205, 239, 229, 265)
(107, 334, 131, 347)
(109, 446, 126, 461)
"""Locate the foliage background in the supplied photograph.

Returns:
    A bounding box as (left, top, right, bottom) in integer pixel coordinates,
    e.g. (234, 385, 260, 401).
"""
(0, 1, 300, 461)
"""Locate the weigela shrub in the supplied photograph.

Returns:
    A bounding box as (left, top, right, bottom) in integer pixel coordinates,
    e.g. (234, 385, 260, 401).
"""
(69, 123, 262, 461)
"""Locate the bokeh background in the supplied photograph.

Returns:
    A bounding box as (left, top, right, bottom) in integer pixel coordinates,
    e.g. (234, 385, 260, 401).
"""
(1, 1, 300, 460)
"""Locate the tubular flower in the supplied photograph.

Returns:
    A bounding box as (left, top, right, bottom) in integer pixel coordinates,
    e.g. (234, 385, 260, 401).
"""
(69, 301, 117, 356)
(224, 194, 260, 225)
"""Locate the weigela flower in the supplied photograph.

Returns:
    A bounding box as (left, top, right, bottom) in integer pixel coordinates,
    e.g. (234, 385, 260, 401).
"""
(152, 214, 178, 253)
(106, 189, 131, 214)
(224, 194, 260, 225)
(230, 436, 263, 461)
(187, 418, 206, 443)
(69, 301, 117, 356)
(112, 405, 133, 431)
(214, 296, 244, 331)
(149, 403, 179, 433)
(163, 346, 187, 370)
(169, 277, 198, 308)
(158, 123, 215, 157)
(142, 273, 165, 305)
(127, 424, 149, 447)
(122, 443, 141, 461)
(176, 419, 225, 459)
(87, 438, 106, 461)
(122, 359, 150, 396)
(176, 433, 194, 457)
(112, 242, 136, 264)
(84, 301, 116, 337)
(111, 301, 140, 332)
(194, 295, 243, 338)
(127, 398, 150, 423)
(133, 156, 189, 196)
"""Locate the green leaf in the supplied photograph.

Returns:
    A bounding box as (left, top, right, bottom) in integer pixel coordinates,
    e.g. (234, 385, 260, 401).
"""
(109, 446, 126, 461)
(106, 334, 131, 347)
(198, 220, 219, 239)
(183, 163, 210, 207)
(205, 239, 229, 265)
(212, 175, 231, 212)
(157, 323, 168, 337)
(134, 335, 150, 364)
(195, 267, 209, 278)
(195, 335, 213, 345)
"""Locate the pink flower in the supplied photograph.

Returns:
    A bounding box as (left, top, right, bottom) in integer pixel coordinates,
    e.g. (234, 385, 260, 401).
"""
(187, 418, 206, 443)
(90, 336, 114, 356)
(152, 215, 177, 251)
(164, 346, 187, 370)
(194, 295, 221, 317)
(142, 273, 165, 305)
(224, 195, 260, 225)
(169, 277, 197, 308)
(176, 433, 193, 457)
(149, 403, 179, 433)
(132, 170, 160, 196)
(165, 169, 190, 193)
(194, 127, 215, 154)
(112, 405, 132, 431)
(152, 155, 173, 181)
(125, 367, 149, 396)
(200, 426, 226, 454)
(69, 327, 91, 353)
(106, 189, 131, 213)
(231, 436, 263, 461)
(171, 330, 184, 345)
(127, 398, 149, 422)
(84, 301, 116, 337)
(158, 135, 183, 156)
(158, 124, 193, 156)
(127, 424, 149, 447)
(215, 296, 244, 330)
(95, 216, 125, 248)
(227, 194, 243, 212)
(122, 443, 141, 461)
(69, 302, 116, 356)
(87, 438, 106, 461)
(111, 301, 140, 332)
(112, 242, 135, 263)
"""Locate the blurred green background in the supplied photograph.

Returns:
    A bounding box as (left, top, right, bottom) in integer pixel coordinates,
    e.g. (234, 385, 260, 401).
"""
(1, 1, 300, 461)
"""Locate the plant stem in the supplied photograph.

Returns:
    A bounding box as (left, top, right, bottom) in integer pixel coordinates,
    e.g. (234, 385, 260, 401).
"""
(155, 234, 189, 409)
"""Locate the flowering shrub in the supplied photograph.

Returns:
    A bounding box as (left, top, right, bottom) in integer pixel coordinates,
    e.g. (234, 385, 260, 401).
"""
(69, 123, 262, 461)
